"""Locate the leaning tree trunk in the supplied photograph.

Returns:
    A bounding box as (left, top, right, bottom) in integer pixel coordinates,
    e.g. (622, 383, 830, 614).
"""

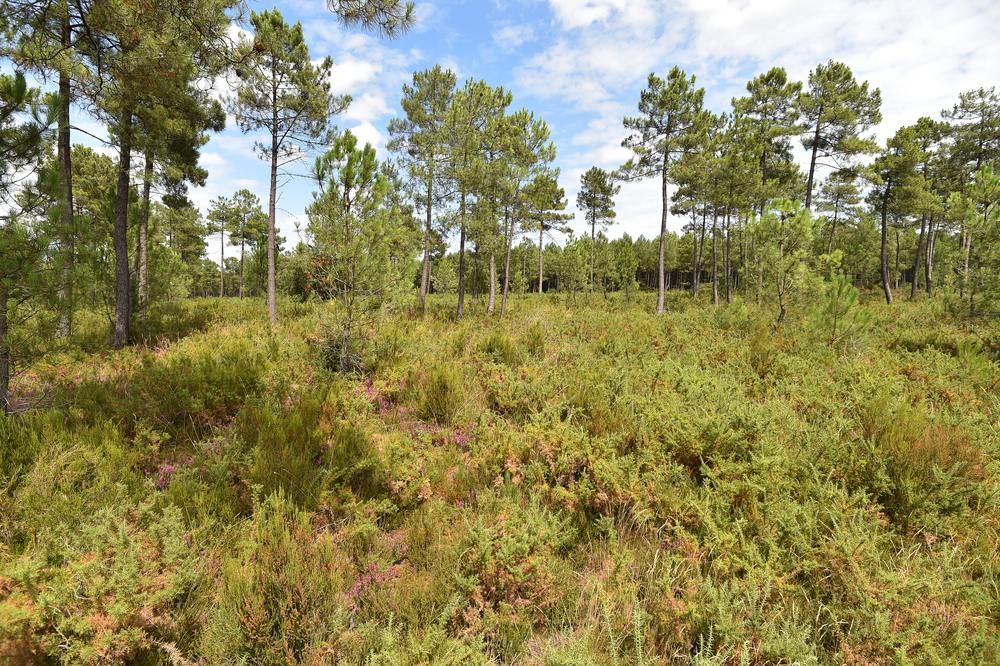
(925, 219, 935, 297)
(112, 112, 133, 349)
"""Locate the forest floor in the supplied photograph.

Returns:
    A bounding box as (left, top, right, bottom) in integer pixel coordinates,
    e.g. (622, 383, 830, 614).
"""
(2, 291, 999, 665)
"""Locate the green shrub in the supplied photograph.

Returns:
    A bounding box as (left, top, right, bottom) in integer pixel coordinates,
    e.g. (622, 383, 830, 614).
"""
(524, 321, 546, 359)
(418, 364, 465, 426)
(479, 329, 520, 366)
(0, 500, 198, 665)
(200, 489, 350, 664)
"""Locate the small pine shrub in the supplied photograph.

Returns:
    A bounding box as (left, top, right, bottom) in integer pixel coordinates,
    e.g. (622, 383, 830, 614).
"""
(813, 273, 872, 346)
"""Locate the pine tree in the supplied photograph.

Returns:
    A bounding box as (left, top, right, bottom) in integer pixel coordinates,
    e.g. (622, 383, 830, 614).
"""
(619, 68, 706, 313)
(732, 67, 803, 213)
(522, 174, 572, 294)
(445, 79, 511, 318)
(0, 73, 58, 415)
(576, 166, 619, 293)
(306, 130, 417, 372)
(387, 65, 456, 311)
(799, 60, 882, 210)
(230, 9, 349, 324)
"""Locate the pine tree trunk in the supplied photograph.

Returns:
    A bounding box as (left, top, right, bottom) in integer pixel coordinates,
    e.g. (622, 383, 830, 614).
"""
(420, 178, 432, 310)
(590, 213, 595, 294)
(827, 208, 839, 256)
(725, 211, 732, 305)
(656, 164, 668, 313)
(500, 211, 514, 319)
(240, 234, 245, 299)
(0, 284, 9, 416)
(487, 250, 496, 314)
(457, 194, 467, 318)
(712, 209, 718, 307)
(894, 229, 900, 290)
(267, 100, 279, 324)
(56, 32, 74, 338)
(911, 214, 926, 299)
(538, 226, 544, 294)
(113, 112, 133, 349)
(925, 219, 935, 297)
(219, 225, 225, 297)
(879, 181, 893, 305)
(805, 118, 822, 210)
(962, 232, 972, 301)
(139, 150, 152, 315)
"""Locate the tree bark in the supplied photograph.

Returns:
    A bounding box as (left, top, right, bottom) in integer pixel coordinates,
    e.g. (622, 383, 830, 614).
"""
(113, 112, 133, 349)
(925, 218, 935, 297)
(457, 194, 467, 318)
(826, 206, 839, 256)
(219, 222, 225, 297)
(420, 177, 432, 310)
(656, 164, 668, 313)
(961, 232, 972, 301)
(590, 212, 596, 294)
(267, 99, 279, 324)
(725, 210, 732, 304)
(500, 210, 514, 319)
(538, 226, 544, 294)
(139, 149, 152, 315)
(879, 180, 893, 305)
(239, 231, 245, 299)
(0, 284, 9, 416)
(487, 250, 496, 314)
(910, 214, 926, 299)
(804, 117, 822, 210)
(711, 208, 718, 307)
(894, 229, 900, 291)
(56, 27, 74, 338)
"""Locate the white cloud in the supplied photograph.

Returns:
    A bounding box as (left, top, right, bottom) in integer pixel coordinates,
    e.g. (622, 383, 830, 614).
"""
(341, 91, 392, 123)
(548, 0, 660, 30)
(200, 153, 232, 178)
(348, 122, 387, 152)
(493, 24, 536, 50)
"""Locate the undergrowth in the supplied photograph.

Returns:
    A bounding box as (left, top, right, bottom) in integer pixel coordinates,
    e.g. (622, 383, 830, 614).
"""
(1, 292, 999, 665)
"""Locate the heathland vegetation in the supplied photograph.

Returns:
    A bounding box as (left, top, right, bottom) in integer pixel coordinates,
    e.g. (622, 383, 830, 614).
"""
(2, 0, 1000, 663)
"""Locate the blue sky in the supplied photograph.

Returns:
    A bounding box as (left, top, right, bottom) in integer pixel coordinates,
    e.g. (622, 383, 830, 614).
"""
(69, 0, 1000, 258)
